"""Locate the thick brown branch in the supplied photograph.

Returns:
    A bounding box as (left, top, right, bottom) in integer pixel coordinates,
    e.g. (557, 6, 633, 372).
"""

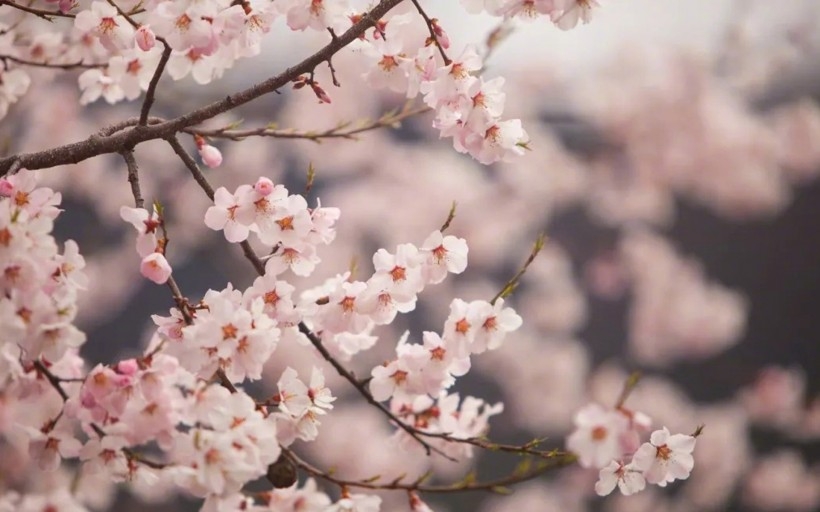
(0, 0, 75, 20)
(0, 0, 405, 175)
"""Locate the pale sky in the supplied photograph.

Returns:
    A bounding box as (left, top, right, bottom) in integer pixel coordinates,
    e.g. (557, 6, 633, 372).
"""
(234, 1, 819, 88)
(438, 0, 736, 73)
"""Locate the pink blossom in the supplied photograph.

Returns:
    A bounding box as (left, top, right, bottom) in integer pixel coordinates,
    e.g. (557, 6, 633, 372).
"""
(631, 427, 696, 486)
(74, 1, 135, 52)
(254, 177, 275, 196)
(140, 252, 172, 284)
(566, 403, 631, 469)
(595, 460, 647, 496)
(204, 186, 254, 243)
(21, 425, 82, 472)
(420, 230, 468, 284)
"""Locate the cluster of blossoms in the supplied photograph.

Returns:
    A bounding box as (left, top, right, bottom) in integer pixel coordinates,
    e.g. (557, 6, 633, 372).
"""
(0, 0, 596, 164)
(0, 172, 386, 509)
(356, 14, 529, 164)
(0, 170, 87, 368)
(122, 174, 519, 504)
(204, 176, 339, 275)
(567, 402, 697, 496)
(370, 296, 522, 458)
(0, 171, 89, 510)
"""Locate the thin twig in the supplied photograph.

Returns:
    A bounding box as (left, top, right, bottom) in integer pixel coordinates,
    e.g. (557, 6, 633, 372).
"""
(614, 371, 642, 409)
(295, 322, 451, 459)
(166, 135, 215, 196)
(104, 0, 140, 29)
(409, 0, 451, 65)
(121, 149, 144, 209)
(490, 233, 546, 305)
(165, 276, 193, 324)
(283, 447, 576, 493)
(439, 201, 457, 232)
(185, 104, 429, 143)
(326, 28, 341, 86)
(139, 44, 173, 125)
(0, 54, 102, 70)
(33, 360, 69, 401)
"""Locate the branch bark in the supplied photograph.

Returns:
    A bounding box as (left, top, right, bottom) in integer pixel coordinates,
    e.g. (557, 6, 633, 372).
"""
(0, 0, 405, 175)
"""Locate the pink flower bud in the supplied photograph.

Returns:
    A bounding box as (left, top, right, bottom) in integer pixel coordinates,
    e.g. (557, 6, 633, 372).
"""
(432, 19, 450, 49)
(116, 359, 139, 375)
(140, 253, 172, 284)
(43, 0, 68, 9)
(0, 178, 13, 197)
(254, 177, 275, 196)
(135, 25, 156, 52)
(311, 83, 332, 104)
(199, 144, 223, 168)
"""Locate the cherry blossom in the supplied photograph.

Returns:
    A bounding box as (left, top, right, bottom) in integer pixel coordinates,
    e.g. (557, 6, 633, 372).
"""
(204, 185, 255, 243)
(566, 403, 632, 469)
(631, 427, 697, 486)
(140, 252, 173, 284)
(74, 2, 135, 52)
(595, 460, 647, 496)
(5, 1, 795, 509)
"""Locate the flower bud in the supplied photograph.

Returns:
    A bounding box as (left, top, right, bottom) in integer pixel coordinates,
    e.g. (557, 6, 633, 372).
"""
(58, 0, 73, 14)
(135, 25, 156, 52)
(195, 134, 222, 168)
(116, 359, 139, 375)
(431, 19, 450, 49)
(199, 144, 223, 168)
(310, 82, 332, 104)
(140, 253, 172, 284)
(254, 177, 274, 196)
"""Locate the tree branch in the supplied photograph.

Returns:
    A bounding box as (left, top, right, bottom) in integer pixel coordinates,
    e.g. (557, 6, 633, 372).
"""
(139, 44, 173, 125)
(185, 103, 429, 142)
(0, 0, 406, 175)
(282, 447, 576, 493)
(0, 0, 75, 20)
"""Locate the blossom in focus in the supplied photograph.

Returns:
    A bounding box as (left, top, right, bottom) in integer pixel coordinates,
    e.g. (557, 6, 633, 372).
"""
(140, 252, 172, 284)
(595, 460, 646, 496)
(631, 427, 696, 486)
